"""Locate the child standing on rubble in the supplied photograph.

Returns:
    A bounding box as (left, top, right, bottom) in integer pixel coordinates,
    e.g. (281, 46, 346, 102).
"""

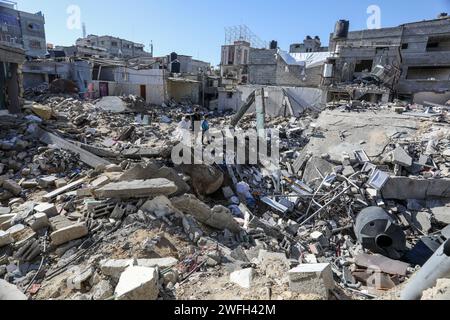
(201, 115, 210, 144)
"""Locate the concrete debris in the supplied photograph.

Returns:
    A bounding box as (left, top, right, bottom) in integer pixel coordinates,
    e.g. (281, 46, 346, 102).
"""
(288, 263, 335, 300)
(2, 59, 450, 302)
(0, 279, 28, 300)
(94, 179, 178, 199)
(50, 222, 88, 246)
(230, 268, 255, 289)
(114, 266, 159, 300)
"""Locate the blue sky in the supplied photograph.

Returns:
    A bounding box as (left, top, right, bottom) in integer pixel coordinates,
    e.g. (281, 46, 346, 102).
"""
(16, 0, 450, 65)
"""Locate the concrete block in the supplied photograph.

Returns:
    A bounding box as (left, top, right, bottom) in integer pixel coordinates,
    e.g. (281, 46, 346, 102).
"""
(431, 206, 450, 225)
(288, 263, 335, 299)
(100, 259, 136, 279)
(92, 280, 114, 300)
(0, 207, 10, 215)
(54, 179, 67, 189)
(91, 175, 110, 188)
(94, 179, 178, 199)
(392, 147, 412, 167)
(50, 222, 88, 246)
(0, 230, 14, 247)
(34, 203, 58, 217)
(136, 257, 178, 269)
(0, 279, 27, 300)
(114, 266, 159, 300)
(28, 212, 50, 231)
(230, 268, 254, 289)
(3, 179, 22, 196)
(0, 214, 14, 224)
(38, 176, 58, 188)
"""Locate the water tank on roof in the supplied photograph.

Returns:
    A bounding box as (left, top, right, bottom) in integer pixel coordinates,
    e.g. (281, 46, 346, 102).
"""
(333, 20, 350, 39)
(270, 40, 278, 50)
(170, 52, 178, 62)
(171, 60, 181, 74)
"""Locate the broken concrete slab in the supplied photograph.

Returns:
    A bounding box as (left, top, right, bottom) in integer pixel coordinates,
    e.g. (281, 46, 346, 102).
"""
(2, 179, 22, 196)
(94, 179, 178, 199)
(50, 222, 88, 246)
(302, 157, 334, 186)
(92, 280, 114, 300)
(430, 206, 450, 225)
(0, 279, 27, 300)
(180, 165, 224, 196)
(38, 176, 58, 188)
(0, 214, 14, 225)
(355, 253, 410, 276)
(114, 266, 159, 300)
(34, 203, 58, 217)
(230, 268, 254, 289)
(0, 230, 14, 247)
(171, 194, 241, 233)
(27, 212, 50, 231)
(288, 263, 335, 299)
(96, 96, 129, 113)
(100, 259, 136, 279)
(392, 147, 413, 167)
(381, 177, 450, 200)
(140, 196, 177, 218)
(136, 257, 178, 269)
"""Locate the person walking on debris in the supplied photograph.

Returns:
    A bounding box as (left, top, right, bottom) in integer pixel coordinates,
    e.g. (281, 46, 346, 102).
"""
(175, 116, 191, 141)
(201, 115, 211, 144)
(191, 107, 202, 143)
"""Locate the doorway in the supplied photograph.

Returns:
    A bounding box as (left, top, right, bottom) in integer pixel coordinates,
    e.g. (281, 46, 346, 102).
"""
(99, 82, 109, 97)
(140, 85, 146, 101)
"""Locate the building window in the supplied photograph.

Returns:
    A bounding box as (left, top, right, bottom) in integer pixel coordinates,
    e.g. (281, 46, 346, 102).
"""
(111, 41, 118, 47)
(401, 43, 409, 50)
(406, 66, 450, 80)
(122, 72, 128, 81)
(426, 36, 450, 52)
(29, 40, 42, 49)
(354, 60, 373, 72)
(244, 50, 248, 64)
(27, 22, 41, 31)
(101, 41, 105, 45)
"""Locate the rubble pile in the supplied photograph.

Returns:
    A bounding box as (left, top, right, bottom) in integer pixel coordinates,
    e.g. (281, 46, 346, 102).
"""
(1, 93, 450, 301)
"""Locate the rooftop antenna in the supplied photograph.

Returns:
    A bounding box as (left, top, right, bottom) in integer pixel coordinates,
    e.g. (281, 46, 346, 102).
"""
(150, 40, 153, 57)
(82, 23, 86, 38)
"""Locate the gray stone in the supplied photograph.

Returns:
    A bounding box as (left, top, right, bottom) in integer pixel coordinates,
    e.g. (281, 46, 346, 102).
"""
(114, 266, 159, 300)
(27, 212, 50, 231)
(382, 177, 450, 200)
(34, 203, 58, 217)
(0, 206, 10, 215)
(288, 263, 335, 299)
(0, 230, 14, 247)
(136, 257, 178, 269)
(67, 266, 94, 291)
(22, 180, 38, 189)
(140, 196, 177, 218)
(431, 206, 450, 225)
(0, 279, 27, 300)
(392, 147, 413, 167)
(92, 280, 114, 300)
(100, 259, 136, 279)
(94, 179, 178, 199)
(171, 194, 241, 233)
(50, 222, 88, 246)
(38, 176, 58, 188)
(3, 179, 22, 196)
(0, 213, 14, 225)
(230, 268, 254, 289)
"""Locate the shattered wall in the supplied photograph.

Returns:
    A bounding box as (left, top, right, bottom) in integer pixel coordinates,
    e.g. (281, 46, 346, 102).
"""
(218, 84, 326, 116)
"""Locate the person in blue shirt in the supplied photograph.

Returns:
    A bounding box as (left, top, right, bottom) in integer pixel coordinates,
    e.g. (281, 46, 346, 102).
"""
(201, 115, 211, 144)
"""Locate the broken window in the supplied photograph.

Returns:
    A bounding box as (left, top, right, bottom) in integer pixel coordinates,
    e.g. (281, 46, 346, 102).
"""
(29, 40, 42, 49)
(401, 43, 409, 50)
(111, 41, 118, 47)
(426, 36, 450, 52)
(228, 47, 235, 65)
(354, 60, 373, 73)
(406, 66, 450, 80)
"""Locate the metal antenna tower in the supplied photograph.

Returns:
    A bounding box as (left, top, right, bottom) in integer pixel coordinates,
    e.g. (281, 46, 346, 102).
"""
(224, 25, 268, 48)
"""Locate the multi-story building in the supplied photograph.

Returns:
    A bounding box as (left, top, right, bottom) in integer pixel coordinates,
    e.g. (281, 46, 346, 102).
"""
(329, 14, 450, 104)
(0, 0, 46, 58)
(75, 35, 151, 59)
(220, 40, 251, 84)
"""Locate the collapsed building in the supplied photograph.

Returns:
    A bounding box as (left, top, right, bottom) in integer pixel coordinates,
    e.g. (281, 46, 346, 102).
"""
(2, 11, 450, 302)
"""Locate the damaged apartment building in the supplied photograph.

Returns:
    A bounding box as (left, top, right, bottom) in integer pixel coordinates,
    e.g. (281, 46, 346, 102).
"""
(89, 51, 212, 106)
(217, 14, 450, 113)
